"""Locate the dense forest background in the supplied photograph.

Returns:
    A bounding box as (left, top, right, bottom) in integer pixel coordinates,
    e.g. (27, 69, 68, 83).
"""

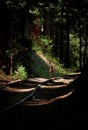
(0, 0, 88, 80)
(0, 1, 88, 129)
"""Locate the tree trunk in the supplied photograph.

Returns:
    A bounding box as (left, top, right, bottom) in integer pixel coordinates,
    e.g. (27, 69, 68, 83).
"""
(83, 24, 88, 67)
(59, 1, 64, 63)
(78, 8, 83, 71)
(65, 0, 70, 68)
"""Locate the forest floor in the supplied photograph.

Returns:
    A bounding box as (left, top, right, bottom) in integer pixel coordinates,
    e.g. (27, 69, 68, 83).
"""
(0, 69, 80, 87)
(0, 70, 84, 130)
(0, 69, 80, 106)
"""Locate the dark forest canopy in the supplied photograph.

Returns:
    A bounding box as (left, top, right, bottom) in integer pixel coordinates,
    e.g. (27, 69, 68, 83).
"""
(0, 0, 88, 8)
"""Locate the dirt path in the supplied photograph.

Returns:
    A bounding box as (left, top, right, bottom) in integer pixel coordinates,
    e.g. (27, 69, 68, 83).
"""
(1, 73, 84, 130)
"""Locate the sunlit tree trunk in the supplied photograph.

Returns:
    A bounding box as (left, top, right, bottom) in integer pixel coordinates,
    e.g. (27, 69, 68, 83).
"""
(9, 13, 14, 76)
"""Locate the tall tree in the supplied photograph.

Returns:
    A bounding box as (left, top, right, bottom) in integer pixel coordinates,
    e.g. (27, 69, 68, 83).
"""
(59, 0, 64, 63)
(64, 0, 70, 68)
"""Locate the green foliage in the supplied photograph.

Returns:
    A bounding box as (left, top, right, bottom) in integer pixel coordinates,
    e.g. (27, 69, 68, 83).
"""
(6, 0, 26, 10)
(70, 34, 79, 70)
(39, 35, 53, 53)
(30, 52, 50, 78)
(33, 18, 43, 26)
(44, 53, 71, 76)
(29, 7, 40, 15)
(13, 65, 28, 80)
(30, 51, 71, 78)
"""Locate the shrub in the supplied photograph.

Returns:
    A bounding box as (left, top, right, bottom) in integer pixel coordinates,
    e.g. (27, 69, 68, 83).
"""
(13, 65, 28, 80)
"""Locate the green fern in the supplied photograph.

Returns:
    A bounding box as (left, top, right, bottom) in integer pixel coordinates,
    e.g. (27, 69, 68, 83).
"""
(13, 65, 28, 80)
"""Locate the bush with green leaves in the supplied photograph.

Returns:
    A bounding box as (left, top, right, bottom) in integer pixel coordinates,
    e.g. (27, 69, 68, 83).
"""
(39, 35, 53, 53)
(13, 65, 28, 80)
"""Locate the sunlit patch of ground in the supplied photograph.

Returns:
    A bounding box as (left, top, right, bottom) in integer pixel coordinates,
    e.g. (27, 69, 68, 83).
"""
(4, 87, 35, 93)
(2, 77, 74, 92)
